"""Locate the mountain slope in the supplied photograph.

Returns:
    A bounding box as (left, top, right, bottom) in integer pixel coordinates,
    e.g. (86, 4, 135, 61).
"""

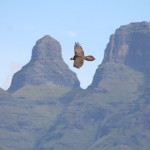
(0, 35, 81, 150)
(1, 22, 150, 150)
(35, 22, 150, 150)
(36, 62, 148, 150)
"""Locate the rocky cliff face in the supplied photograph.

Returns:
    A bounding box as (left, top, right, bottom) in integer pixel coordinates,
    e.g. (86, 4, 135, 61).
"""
(8, 35, 80, 93)
(102, 21, 150, 73)
(89, 22, 150, 89)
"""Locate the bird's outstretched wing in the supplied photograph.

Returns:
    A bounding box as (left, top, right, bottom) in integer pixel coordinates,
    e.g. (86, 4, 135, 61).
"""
(84, 55, 95, 61)
(74, 42, 84, 57)
(74, 56, 84, 68)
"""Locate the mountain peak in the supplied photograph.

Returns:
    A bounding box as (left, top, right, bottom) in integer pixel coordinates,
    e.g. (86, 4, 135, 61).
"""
(102, 21, 150, 73)
(8, 35, 80, 93)
(36, 35, 59, 46)
(31, 35, 61, 62)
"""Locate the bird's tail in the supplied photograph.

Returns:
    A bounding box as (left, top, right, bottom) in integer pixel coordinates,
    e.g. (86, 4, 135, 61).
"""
(84, 55, 95, 61)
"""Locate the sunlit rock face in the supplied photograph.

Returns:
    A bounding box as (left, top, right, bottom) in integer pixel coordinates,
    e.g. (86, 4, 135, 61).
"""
(102, 21, 150, 73)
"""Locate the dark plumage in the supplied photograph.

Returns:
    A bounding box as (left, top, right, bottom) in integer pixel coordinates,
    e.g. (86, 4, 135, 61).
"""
(70, 42, 95, 68)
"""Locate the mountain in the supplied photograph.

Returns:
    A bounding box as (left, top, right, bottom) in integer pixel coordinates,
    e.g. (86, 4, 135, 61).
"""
(1, 21, 150, 150)
(0, 35, 81, 150)
(8, 35, 80, 99)
(102, 21, 150, 73)
(35, 22, 150, 150)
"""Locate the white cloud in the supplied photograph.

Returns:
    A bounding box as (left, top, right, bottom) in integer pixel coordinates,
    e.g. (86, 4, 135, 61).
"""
(65, 30, 78, 38)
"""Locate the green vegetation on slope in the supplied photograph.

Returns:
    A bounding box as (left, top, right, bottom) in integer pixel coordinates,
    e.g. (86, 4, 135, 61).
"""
(12, 84, 71, 100)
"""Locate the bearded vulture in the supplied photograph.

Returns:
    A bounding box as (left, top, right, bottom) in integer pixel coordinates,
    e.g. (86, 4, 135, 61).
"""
(70, 42, 95, 68)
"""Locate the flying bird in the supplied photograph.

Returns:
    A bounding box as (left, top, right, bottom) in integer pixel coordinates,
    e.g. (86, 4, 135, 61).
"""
(70, 42, 95, 68)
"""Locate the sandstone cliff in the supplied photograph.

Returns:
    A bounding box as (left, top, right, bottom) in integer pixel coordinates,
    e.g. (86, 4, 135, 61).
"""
(102, 21, 150, 73)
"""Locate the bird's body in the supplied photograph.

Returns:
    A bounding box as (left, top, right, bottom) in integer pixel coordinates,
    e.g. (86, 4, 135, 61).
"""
(70, 42, 95, 68)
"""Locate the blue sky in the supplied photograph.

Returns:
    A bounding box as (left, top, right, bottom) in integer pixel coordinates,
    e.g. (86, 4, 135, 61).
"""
(0, 0, 150, 89)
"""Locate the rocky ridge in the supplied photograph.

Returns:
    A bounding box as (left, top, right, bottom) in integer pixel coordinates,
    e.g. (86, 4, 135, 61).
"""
(8, 35, 80, 93)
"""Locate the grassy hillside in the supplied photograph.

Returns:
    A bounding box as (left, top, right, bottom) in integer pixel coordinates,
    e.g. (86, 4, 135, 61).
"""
(0, 84, 79, 150)
(12, 84, 71, 100)
(35, 63, 150, 150)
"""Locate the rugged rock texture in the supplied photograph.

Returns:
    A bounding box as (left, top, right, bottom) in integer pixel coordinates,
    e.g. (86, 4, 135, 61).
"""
(90, 21, 150, 90)
(103, 21, 150, 73)
(8, 35, 80, 93)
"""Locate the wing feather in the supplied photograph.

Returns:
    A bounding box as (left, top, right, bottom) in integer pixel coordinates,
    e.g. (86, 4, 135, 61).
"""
(74, 56, 84, 68)
(74, 42, 84, 57)
(84, 55, 95, 61)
